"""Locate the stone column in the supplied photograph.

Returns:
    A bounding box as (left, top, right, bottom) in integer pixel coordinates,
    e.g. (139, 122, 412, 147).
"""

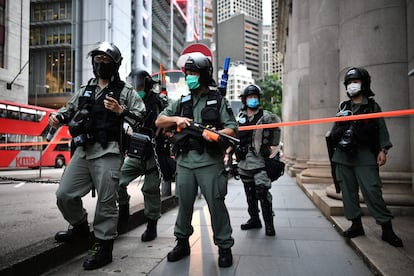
(282, 2, 298, 174)
(408, 0, 414, 191)
(296, 0, 340, 186)
(283, 0, 310, 176)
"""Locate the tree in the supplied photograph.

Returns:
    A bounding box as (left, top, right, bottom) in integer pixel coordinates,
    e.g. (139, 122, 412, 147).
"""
(256, 74, 283, 119)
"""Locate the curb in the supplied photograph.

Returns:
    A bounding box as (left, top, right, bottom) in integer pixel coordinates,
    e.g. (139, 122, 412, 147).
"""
(0, 196, 177, 276)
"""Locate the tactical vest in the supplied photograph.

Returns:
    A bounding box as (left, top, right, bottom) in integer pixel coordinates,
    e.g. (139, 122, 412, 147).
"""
(337, 98, 380, 152)
(175, 89, 223, 154)
(180, 90, 223, 129)
(83, 79, 125, 148)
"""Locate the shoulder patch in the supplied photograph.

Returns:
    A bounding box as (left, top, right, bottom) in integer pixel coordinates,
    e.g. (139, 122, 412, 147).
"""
(123, 82, 133, 89)
(181, 94, 191, 103)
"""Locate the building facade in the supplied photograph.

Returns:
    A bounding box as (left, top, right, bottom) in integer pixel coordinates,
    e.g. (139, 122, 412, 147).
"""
(271, 0, 283, 81)
(217, 13, 262, 80)
(131, 0, 152, 73)
(0, 0, 30, 104)
(262, 24, 273, 75)
(27, 0, 133, 108)
(152, 0, 187, 71)
(24, 0, 187, 109)
(217, 0, 262, 23)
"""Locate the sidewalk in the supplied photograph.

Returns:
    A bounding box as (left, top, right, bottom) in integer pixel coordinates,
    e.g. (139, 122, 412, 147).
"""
(42, 174, 374, 276)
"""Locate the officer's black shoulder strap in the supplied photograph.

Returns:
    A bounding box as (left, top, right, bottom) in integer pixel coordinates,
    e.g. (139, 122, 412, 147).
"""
(340, 100, 352, 111)
(253, 109, 264, 125)
(178, 94, 192, 117)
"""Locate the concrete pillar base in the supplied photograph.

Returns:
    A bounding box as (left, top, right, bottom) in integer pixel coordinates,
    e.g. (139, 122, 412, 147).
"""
(288, 158, 308, 177)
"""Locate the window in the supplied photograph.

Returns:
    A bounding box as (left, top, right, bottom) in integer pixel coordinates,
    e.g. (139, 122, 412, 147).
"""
(142, 36, 148, 48)
(142, 17, 147, 28)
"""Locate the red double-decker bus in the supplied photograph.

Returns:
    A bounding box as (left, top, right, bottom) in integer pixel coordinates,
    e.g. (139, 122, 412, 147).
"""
(0, 100, 71, 168)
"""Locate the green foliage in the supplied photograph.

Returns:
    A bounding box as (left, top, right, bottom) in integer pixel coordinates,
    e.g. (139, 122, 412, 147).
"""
(256, 74, 283, 119)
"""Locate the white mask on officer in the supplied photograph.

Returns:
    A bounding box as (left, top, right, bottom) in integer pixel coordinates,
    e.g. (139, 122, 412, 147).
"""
(346, 82, 362, 96)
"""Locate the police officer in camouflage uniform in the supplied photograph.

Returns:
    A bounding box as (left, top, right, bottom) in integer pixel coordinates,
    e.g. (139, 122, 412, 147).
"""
(155, 53, 236, 268)
(117, 69, 169, 240)
(330, 67, 403, 247)
(235, 84, 281, 236)
(49, 42, 145, 270)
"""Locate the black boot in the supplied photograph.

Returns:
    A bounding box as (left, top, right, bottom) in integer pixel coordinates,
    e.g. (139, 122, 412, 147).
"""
(242, 182, 261, 231)
(381, 220, 403, 247)
(241, 217, 262, 230)
(141, 219, 157, 242)
(263, 213, 275, 236)
(117, 203, 129, 234)
(218, 247, 233, 267)
(55, 220, 90, 243)
(167, 238, 190, 262)
(261, 200, 275, 236)
(83, 239, 114, 270)
(343, 216, 365, 238)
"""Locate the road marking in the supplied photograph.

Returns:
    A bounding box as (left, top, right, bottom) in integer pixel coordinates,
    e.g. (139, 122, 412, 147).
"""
(14, 182, 26, 188)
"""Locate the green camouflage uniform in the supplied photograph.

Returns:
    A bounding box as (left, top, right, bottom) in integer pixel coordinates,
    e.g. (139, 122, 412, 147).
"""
(55, 79, 145, 240)
(158, 88, 237, 249)
(331, 96, 393, 225)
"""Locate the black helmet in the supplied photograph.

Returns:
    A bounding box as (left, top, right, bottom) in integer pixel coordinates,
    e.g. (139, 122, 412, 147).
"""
(127, 69, 154, 93)
(87, 42, 123, 80)
(241, 84, 262, 98)
(184, 55, 213, 87)
(240, 84, 262, 105)
(343, 67, 374, 97)
(88, 41, 123, 65)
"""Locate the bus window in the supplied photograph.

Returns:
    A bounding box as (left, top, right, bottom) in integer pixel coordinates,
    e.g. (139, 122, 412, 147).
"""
(0, 104, 6, 118)
(36, 110, 46, 122)
(20, 107, 38, 122)
(54, 139, 70, 151)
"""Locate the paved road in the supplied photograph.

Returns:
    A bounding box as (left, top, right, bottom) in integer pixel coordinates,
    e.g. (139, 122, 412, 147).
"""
(0, 168, 145, 258)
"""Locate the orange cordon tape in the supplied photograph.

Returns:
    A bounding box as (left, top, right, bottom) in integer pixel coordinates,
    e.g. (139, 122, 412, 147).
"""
(0, 140, 69, 148)
(2, 109, 413, 146)
(238, 108, 414, 131)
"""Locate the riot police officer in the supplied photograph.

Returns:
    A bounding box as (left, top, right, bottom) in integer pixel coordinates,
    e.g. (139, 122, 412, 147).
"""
(329, 67, 403, 247)
(48, 41, 145, 270)
(235, 84, 281, 236)
(155, 53, 237, 267)
(117, 69, 171, 240)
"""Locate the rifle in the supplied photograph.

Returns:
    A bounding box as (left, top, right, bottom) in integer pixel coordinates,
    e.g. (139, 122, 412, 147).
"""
(190, 122, 240, 147)
(174, 122, 240, 148)
(218, 57, 231, 96)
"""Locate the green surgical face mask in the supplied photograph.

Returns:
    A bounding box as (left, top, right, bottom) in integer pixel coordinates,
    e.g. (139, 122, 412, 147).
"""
(186, 75, 200, 90)
(137, 90, 146, 98)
